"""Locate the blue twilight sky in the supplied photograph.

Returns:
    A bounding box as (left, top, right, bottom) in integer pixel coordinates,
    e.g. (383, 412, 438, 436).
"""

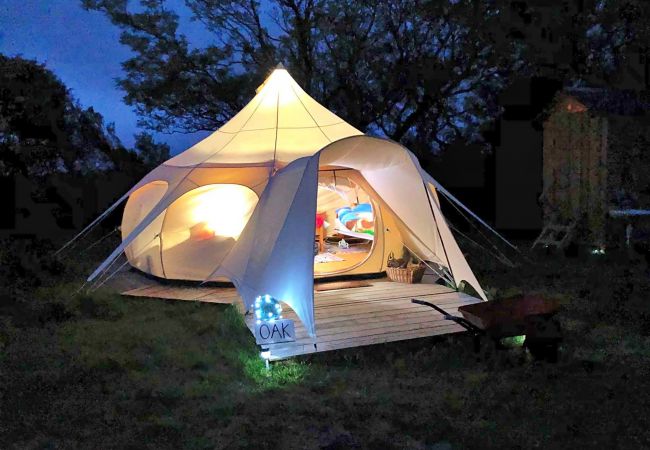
(0, 0, 213, 154)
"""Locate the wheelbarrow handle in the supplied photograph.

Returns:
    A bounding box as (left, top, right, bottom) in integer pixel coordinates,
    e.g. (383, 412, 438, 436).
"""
(411, 299, 451, 316)
(411, 298, 483, 333)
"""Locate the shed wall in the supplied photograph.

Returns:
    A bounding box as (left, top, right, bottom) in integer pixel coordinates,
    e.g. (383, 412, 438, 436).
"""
(542, 104, 608, 245)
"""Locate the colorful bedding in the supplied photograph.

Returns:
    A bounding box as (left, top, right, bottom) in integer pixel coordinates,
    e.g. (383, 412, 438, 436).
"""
(335, 203, 374, 236)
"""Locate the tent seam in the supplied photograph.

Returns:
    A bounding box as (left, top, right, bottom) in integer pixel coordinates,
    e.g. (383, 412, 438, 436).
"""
(216, 122, 347, 134)
(289, 83, 332, 144)
(271, 88, 280, 171)
(231, 82, 273, 133)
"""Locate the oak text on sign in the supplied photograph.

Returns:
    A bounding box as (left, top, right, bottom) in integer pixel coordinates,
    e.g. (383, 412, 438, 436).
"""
(255, 319, 295, 344)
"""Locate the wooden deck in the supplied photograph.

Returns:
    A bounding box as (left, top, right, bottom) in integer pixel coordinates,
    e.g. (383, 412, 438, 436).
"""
(122, 283, 240, 304)
(122, 279, 483, 360)
(251, 281, 482, 360)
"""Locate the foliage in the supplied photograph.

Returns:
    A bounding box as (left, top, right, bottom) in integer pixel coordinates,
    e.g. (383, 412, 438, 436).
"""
(607, 115, 650, 210)
(81, 0, 648, 155)
(134, 131, 171, 169)
(0, 54, 176, 240)
(577, 0, 650, 85)
(0, 55, 120, 177)
(0, 54, 173, 179)
(81, 0, 519, 153)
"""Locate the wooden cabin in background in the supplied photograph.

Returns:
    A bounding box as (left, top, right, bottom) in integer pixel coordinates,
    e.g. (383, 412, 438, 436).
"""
(540, 87, 650, 248)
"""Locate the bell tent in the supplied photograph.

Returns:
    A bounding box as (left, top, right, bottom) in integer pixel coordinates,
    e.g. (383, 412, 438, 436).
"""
(79, 65, 495, 337)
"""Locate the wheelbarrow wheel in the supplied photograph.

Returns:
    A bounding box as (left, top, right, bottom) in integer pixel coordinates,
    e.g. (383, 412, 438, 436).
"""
(524, 318, 562, 362)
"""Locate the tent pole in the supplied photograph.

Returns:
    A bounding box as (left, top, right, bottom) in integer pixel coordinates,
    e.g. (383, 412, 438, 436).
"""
(424, 174, 518, 252)
(448, 221, 515, 267)
(422, 180, 456, 291)
(89, 234, 157, 291)
(88, 248, 124, 291)
(400, 241, 454, 286)
(444, 197, 517, 267)
(54, 192, 129, 256)
(90, 256, 132, 291)
(77, 227, 119, 256)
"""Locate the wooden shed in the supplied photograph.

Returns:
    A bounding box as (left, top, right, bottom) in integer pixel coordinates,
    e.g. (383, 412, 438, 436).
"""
(540, 87, 650, 247)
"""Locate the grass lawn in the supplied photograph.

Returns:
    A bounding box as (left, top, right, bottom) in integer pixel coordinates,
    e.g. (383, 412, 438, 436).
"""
(1, 237, 649, 449)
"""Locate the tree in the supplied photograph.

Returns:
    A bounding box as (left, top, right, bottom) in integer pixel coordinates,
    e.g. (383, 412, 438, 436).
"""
(134, 131, 171, 168)
(0, 54, 129, 177)
(491, 0, 650, 88)
(0, 54, 155, 240)
(83, 0, 647, 155)
(82, 0, 526, 154)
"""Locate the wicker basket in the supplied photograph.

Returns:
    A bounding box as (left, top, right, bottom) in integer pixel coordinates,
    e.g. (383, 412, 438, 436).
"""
(386, 265, 425, 284)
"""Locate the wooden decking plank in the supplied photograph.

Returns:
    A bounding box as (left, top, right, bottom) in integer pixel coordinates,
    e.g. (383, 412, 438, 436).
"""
(268, 323, 463, 359)
(193, 287, 238, 297)
(304, 295, 476, 319)
(123, 284, 241, 303)
(246, 294, 480, 339)
(269, 314, 466, 347)
(259, 297, 481, 354)
(260, 310, 468, 347)
(313, 283, 454, 304)
(318, 290, 476, 308)
(190, 296, 237, 305)
(312, 294, 467, 315)
(312, 283, 452, 300)
(308, 303, 471, 331)
(121, 285, 153, 296)
(122, 279, 482, 360)
(123, 284, 173, 297)
(192, 289, 239, 303)
(250, 302, 463, 338)
(315, 323, 463, 352)
(160, 287, 211, 300)
(313, 289, 464, 309)
(314, 279, 451, 293)
(123, 285, 160, 297)
(280, 301, 467, 327)
(277, 298, 476, 330)
(302, 314, 458, 339)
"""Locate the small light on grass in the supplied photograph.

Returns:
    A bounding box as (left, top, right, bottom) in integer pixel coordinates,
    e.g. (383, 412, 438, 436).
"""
(591, 247, 606, 255)
(260, 348, 271, 370)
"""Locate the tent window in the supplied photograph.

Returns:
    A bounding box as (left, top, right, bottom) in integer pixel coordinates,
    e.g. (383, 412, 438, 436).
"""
(121, 180, 169, 278)
(160, 184, 258, 280)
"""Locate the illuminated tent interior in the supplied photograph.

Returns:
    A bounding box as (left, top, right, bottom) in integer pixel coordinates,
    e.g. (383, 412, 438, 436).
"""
(81, 65, 495, 337)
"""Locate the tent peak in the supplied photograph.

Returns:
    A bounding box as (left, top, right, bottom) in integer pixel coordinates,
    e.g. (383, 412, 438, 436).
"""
(165, 63, 363, 166)
(255, 64, 291, 93)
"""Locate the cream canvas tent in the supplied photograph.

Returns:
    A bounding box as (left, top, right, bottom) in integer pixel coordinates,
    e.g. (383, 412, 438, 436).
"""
(78, 65, 498, 337)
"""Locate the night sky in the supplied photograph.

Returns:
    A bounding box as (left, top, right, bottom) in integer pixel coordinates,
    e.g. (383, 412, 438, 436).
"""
(0, 0, 211, 154)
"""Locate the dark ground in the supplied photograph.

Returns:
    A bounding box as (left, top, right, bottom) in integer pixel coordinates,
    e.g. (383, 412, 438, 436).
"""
(1, 235, 649, 449)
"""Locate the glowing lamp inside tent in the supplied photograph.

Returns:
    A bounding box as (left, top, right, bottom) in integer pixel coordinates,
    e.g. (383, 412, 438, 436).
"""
(189, 184, 257, 239)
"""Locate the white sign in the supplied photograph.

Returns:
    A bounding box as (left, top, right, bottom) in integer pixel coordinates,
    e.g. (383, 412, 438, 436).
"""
(255, 319, 296, 345)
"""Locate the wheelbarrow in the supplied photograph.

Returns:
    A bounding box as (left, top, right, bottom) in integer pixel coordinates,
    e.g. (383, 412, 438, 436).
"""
(412, 295, 562, 361)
